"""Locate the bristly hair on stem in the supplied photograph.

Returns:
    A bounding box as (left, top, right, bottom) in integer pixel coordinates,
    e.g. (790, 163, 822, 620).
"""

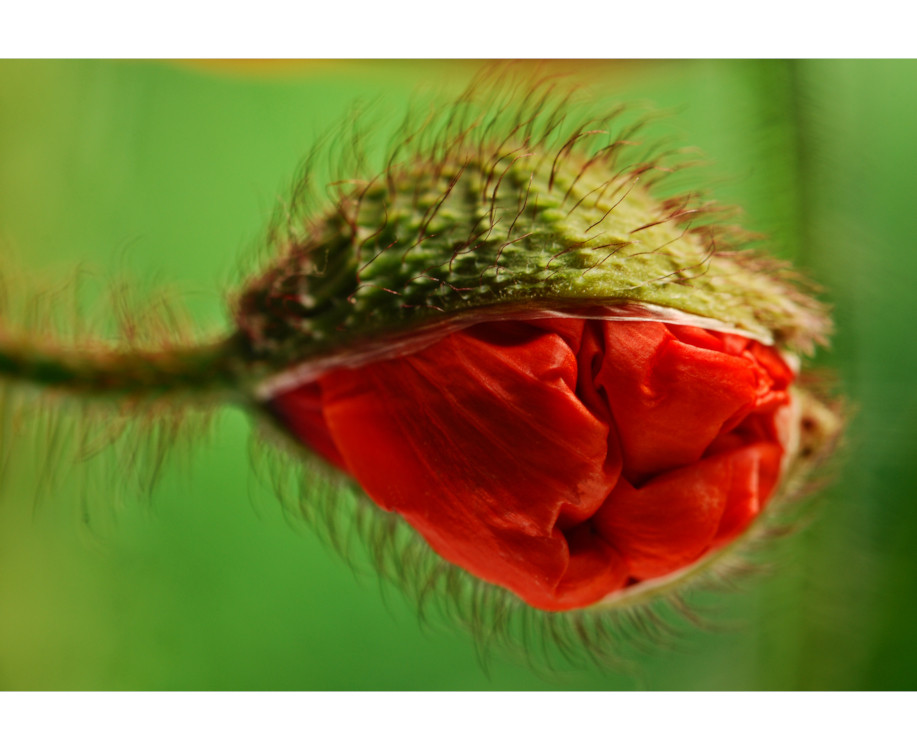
(0, 255, 238, 520)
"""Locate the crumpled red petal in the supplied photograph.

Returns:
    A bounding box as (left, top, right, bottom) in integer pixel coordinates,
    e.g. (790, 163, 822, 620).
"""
(595, 323, 790, 483)
(268, 319, 794, 611)
(592, 442, 784, 580)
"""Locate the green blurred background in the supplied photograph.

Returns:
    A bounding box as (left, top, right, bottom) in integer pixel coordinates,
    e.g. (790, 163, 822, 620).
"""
(0, 60, 914, 690)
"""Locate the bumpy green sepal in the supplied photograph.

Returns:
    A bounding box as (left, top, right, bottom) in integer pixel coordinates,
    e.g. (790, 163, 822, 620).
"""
(236, 91, 829, 385)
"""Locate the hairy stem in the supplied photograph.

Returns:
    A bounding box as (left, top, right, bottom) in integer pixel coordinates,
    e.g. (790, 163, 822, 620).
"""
(0, 329, 245, 399)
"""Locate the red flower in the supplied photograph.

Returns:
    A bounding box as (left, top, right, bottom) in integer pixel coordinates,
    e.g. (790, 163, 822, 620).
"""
(267, 318, 795, 611)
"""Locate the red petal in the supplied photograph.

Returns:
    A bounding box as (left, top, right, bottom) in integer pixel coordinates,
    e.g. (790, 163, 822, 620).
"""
(596, 323, 771, 482)
(268, 382, 348, 471)
(713, 442, 784, 545)
(540, 526, 628, 611)
(267, 319, 795, 610)
(593, 441, 786, 580)
(593, 466, 725, 581)
(312, 321, 625, 609)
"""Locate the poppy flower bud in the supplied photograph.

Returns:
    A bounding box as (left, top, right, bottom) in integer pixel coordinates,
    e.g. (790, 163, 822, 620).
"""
(234, 79, 841, 612)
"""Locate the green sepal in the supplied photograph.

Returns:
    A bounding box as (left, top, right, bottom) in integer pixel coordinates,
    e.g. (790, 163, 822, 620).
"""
(237, 138, 829, 383)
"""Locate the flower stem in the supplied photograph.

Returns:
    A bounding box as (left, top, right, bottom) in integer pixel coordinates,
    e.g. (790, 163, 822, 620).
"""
(0, 329, 245, 400)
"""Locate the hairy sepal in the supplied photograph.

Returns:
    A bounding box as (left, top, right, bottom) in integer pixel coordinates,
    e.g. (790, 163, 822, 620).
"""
(235, 74, 831, 387)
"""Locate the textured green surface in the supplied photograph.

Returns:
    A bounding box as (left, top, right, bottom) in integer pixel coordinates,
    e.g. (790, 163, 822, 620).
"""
(0, 60, 915, 690)
(238, 119, 826, 373)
